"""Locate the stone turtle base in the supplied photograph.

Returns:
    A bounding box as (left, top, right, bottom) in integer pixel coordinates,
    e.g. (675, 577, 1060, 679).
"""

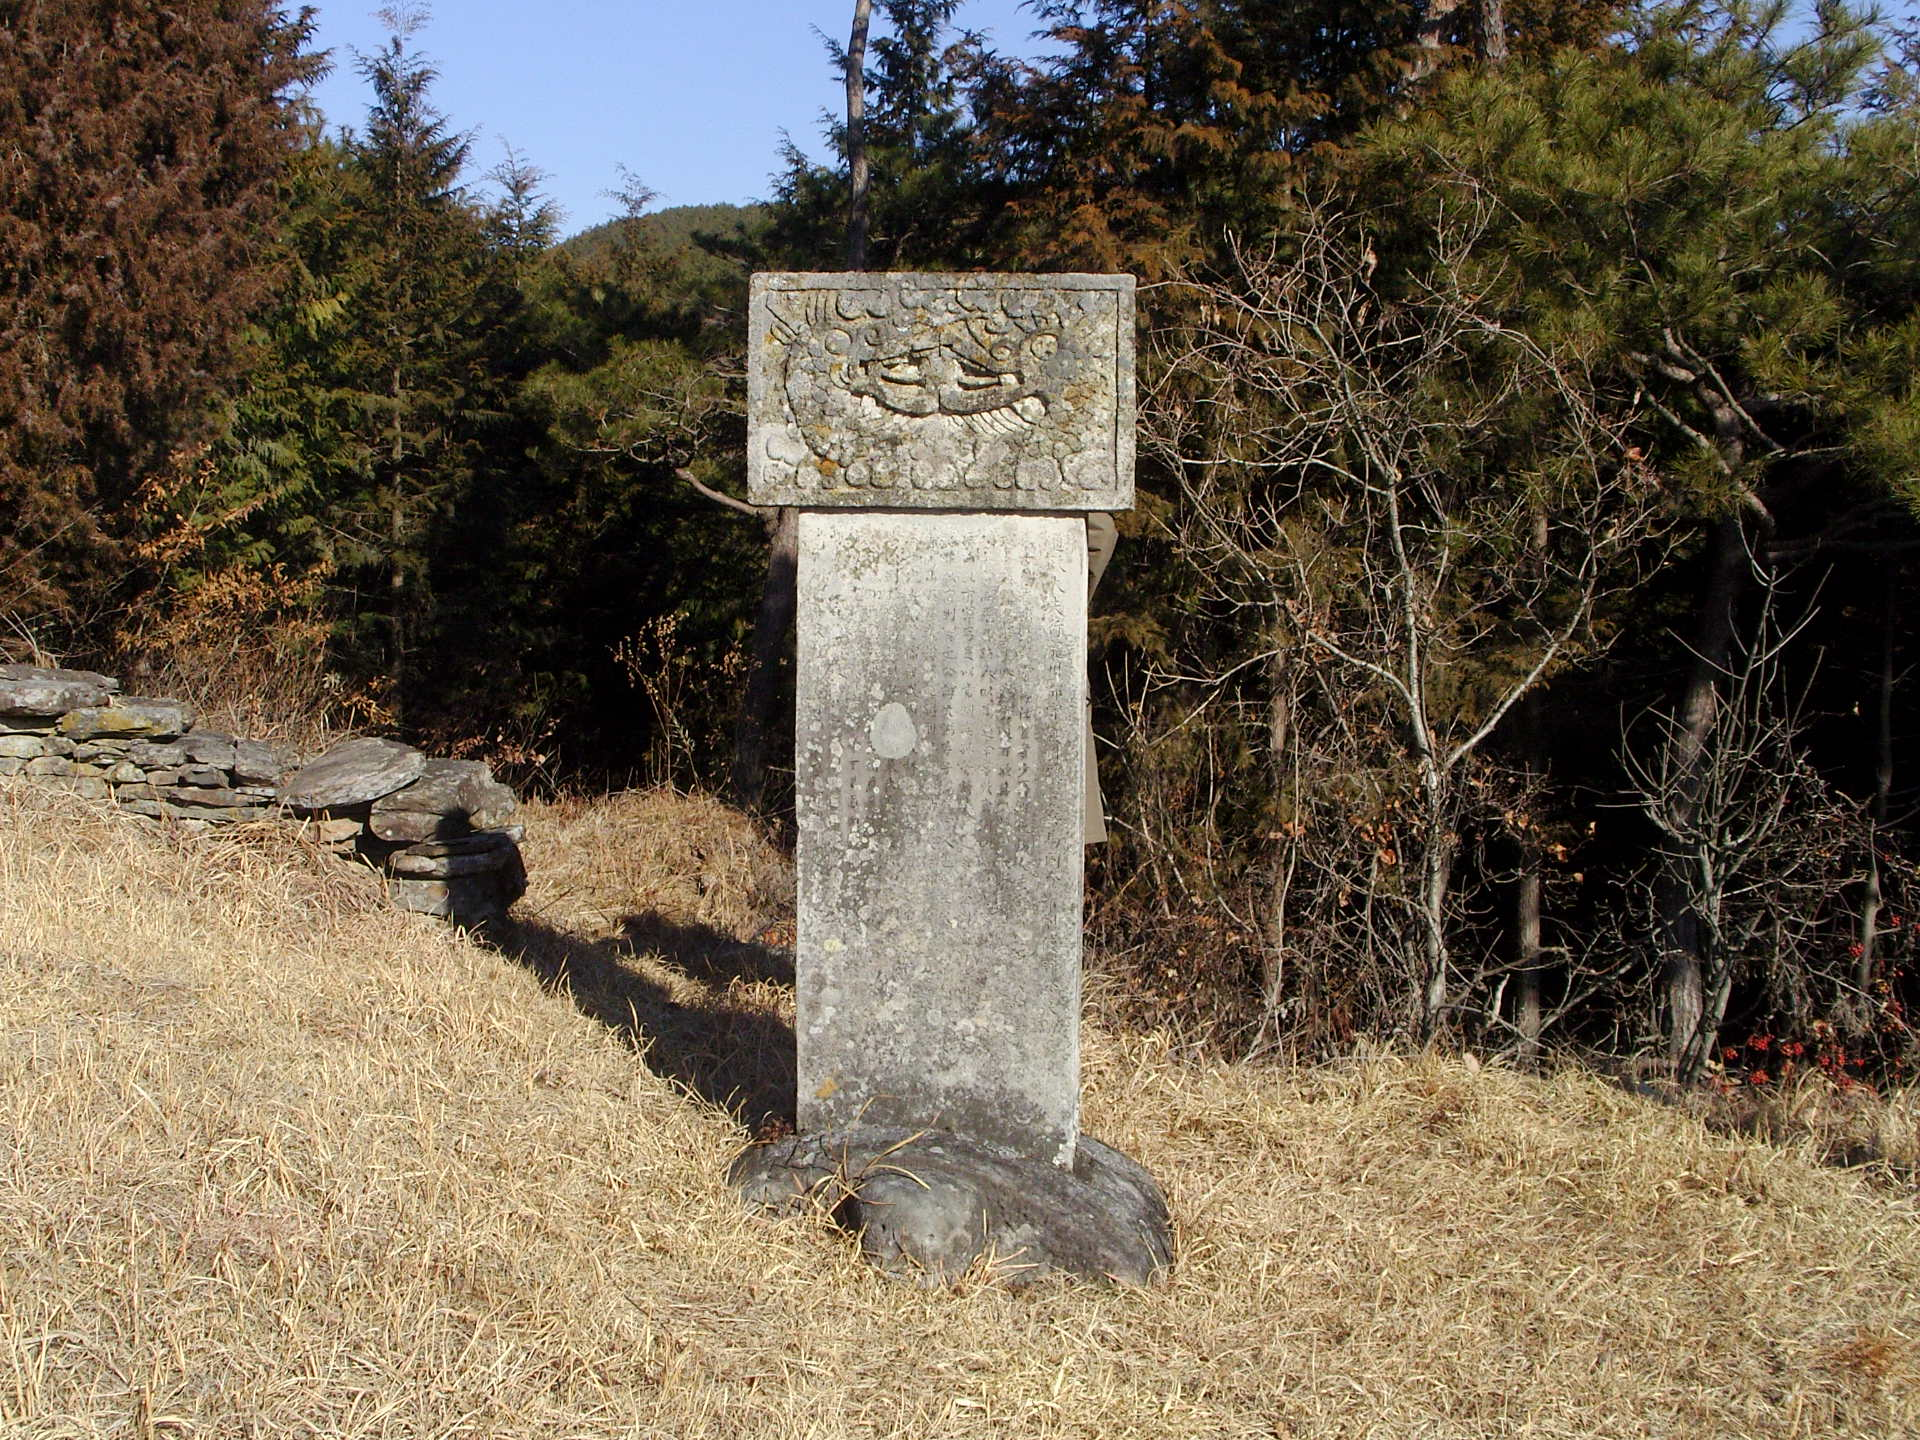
(730, 1126, 1172, 1287)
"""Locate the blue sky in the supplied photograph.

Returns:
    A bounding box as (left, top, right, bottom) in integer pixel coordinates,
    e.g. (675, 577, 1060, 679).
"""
(300, 1, 1049, 236)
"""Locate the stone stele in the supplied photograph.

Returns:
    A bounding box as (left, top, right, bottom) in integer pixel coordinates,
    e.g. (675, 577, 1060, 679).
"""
(732, 271, 1170, 1287)
(747, 272, 1134, 511)
(794, 509, 1086, 1162)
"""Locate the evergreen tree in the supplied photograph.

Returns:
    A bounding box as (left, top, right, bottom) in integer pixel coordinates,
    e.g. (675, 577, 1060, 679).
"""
(0, 0, 317, 632)
(194, 6, 526, 729)
(1352, 0, 1920, 1071)
(760, 0, 995, 270)
(331, 7, 502, 696)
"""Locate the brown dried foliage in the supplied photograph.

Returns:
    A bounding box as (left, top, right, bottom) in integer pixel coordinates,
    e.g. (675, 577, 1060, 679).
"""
(0, 0, 316, 620)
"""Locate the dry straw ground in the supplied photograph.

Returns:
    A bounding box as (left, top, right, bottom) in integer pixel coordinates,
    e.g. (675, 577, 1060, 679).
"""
(2, 778, 1917, 1438)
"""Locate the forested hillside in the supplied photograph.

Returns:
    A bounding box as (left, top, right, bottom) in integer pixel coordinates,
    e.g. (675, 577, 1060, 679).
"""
(5, 0, 1919, 1085)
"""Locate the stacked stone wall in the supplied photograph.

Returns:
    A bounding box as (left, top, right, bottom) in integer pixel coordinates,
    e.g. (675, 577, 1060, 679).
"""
(0, 663, 525, 925)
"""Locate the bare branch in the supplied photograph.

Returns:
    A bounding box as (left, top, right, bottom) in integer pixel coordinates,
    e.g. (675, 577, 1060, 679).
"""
(673, 466, 758, 520)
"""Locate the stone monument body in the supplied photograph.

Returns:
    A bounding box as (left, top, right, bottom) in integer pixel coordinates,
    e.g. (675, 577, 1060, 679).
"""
(733, 273, 1169, 1285)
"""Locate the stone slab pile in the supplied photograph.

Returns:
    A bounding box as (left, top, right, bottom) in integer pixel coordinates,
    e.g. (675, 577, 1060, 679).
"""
(0, 663, 524, 925)
(276, 737, 525, 923)
(0, 663, 279, 824)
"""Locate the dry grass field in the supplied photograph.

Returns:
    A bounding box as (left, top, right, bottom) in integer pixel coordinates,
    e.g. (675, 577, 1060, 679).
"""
(2, 778, 1917, 1438)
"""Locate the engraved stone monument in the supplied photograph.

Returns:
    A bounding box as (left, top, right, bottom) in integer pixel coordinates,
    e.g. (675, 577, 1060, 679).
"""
(731, 274, 1172, 1285)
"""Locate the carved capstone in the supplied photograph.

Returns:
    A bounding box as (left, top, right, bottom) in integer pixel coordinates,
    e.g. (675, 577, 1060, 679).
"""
(747, 272, 1134, 511)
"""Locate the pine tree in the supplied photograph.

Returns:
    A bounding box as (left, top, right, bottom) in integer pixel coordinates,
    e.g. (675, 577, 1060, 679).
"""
(197, 6, 523, 726)
(761, 0, 994, 270)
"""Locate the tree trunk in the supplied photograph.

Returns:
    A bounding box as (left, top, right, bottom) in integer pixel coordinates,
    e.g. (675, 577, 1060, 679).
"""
(1510, 505, 1548, 1062)
(733, 0, 870, 805)
(1412, 0, 1465, 80)
(1514, 862, 1544, 1060)
(1660, 515, 1748, 1075)
(1512, 691, 1547, 1064)
(845, 0, 873, 271)
(731, 505, 799, 810)
(1854, 570, 1896, 1031)
(1420, 782, 1455, 1039)
(1262, 646, 1299, 1040)
(388, 363, 408, 689)
(1476, 0, 1508, 63)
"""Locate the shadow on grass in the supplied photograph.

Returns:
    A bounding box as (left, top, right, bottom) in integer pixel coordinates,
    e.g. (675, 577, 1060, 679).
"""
(617, 912, 796, 987)
(483, 911, 797, 1133)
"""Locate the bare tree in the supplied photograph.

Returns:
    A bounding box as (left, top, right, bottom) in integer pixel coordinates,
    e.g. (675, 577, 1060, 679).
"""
(737, 1, 875, 810)
(1623, 562, 1869, 1081)
(1144, 199, 1665, 1044)
(845, 0, 874, 270)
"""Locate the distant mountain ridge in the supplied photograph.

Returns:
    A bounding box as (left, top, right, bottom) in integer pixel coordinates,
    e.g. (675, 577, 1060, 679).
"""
(561, 202, 767, 272)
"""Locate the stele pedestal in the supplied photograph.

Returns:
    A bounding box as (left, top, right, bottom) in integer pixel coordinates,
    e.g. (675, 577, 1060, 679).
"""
(730, 272, 1171, 1286)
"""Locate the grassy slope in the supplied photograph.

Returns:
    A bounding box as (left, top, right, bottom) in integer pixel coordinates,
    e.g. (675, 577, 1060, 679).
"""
(1, 779, 1916, 1438)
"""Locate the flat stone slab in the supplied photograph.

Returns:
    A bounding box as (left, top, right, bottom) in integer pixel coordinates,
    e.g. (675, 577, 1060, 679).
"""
(278, 738, 426, 811)
(56, 696, 193, 740)
(401, 825, 525, 856)
(732, 1127, 1172, 1287)
(232, 739, 284, 784)
(368, 758, 517, 841)
(389, 862, 525, 923)
(388, 831, 522, 878)
(795, 511, 1086, 1163)
(0, 664, 119, 717)
(748, 273, 1134, 511)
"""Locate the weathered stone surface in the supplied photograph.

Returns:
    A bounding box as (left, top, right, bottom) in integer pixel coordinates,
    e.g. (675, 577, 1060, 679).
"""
(116, 802, 192, 821)
(733, 1127, 1171, 1287)
(795, 511, 1085, 1164)
(389, 861, 525, 923)
(103, 760, 146, 785)
(0, 714, 56, 734)
(0, 664, 118, 716)
(387, 834, 521, 878)
(176, 765, 229, 787)
(23, 756, 72, 777)
(46, 775, 112, 801)
(128, 739, 187, 768)
(0, 757, 24, 776)
(71, 739, 131, 760)
(161, 729, 249, 770)
(111, 782, 258, 816)
(0, 736, 46, 758)
(368, 758, 517, 841)
(159, 786, 265, 812)
(114, 802, 215, 834)
(309, 816, 367, 845)
(747, 273, 1134, 511)
(399, 825, 525, 856)
(232, 739, 283, 784)
(58, 696, 193, 740)
(278, 738, 425, 810)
